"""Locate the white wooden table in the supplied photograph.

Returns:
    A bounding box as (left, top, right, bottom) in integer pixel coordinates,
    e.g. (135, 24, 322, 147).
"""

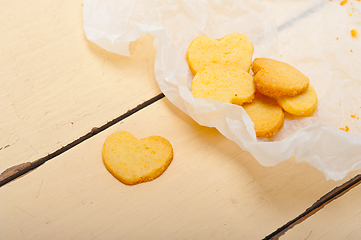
(1, 1, 361, 239)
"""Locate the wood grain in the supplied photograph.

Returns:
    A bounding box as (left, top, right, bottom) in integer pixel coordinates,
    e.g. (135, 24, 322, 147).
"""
(0, 94, 164, 187)
(2, 0, 361, 239)
(265, 174, 361, 239)
(279, 174, 361, 239)
(0, 0, 161, 173)
(1, 98, 360, 240)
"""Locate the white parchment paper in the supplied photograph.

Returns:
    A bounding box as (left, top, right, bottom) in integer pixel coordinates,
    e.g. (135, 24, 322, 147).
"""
(83, 0, 361, 180)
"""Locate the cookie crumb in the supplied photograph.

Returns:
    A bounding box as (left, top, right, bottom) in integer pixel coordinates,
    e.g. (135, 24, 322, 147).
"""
(351, 114, 358, 119)
(340, 126, 350, 132)
(351, 29, 358, 38)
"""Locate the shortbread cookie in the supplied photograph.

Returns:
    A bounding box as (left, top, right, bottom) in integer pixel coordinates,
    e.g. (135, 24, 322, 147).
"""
(277, 85, 318, 116)
(252, 58, 309, 97)
(191, 66, 255, 105)
(187, 33, 254, 75)
(102, 131, 173, 185)
(242, 92, 284, 137)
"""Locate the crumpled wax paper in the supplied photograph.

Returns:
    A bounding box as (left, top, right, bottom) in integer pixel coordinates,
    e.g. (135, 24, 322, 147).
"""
(83, 0, 361, 180)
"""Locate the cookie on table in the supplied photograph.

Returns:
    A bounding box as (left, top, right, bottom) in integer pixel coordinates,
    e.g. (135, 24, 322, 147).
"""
(102, 131, 173, 185)
(252, 58, 309, 97)
(186, 33, 254, 75)
(277, 85, 318, 116)
(242, 92, 284, 137)
(191, 66, 255, 105)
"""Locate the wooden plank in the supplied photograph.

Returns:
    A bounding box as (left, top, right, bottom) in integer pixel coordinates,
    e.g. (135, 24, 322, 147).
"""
(265, 174, 361, 239)
(0, 0, 161, 172)
(0, 94, 165, 186)
(275, 175, 361, 239)
(1, 98, 360, 239)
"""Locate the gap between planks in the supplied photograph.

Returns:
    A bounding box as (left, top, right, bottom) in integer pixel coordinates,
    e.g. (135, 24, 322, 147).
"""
(2, 90, 361, 239)
(0, 93, 165, 187)
(264, 174, 361, 240)
(1, 1, 353, 238)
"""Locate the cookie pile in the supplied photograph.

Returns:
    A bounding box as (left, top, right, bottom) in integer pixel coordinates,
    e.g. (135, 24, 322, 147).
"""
(187, 33, 318, 138)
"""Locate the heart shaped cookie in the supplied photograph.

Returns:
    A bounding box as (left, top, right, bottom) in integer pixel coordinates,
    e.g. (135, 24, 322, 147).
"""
(102, 131, 173, 185)
(277, 85, 318, 116)
(242, 92, 284, 137)
(252, 58, 309, 97)
(186, 33, 254, 75)
(191, 66, 255, 105)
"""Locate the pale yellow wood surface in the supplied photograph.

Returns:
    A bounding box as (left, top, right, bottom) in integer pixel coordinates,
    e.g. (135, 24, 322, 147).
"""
(2, 1, 361, 239)
(1, 98, 360, 240)
(0, 0, 160, 172)
(281, 185, 361, 239)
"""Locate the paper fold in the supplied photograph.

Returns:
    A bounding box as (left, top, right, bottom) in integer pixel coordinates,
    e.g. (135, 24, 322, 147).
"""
(83, 0, 361, 180)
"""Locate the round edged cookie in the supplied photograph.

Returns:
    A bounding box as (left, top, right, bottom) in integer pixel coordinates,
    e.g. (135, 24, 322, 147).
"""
(252, 58, 309, 97)
(102, 131, 173, 185)
(242, 92, 284, 137)
(277, 85, 318, 116)
(191, 66, 255, 105)
(186, 33, 254, 75)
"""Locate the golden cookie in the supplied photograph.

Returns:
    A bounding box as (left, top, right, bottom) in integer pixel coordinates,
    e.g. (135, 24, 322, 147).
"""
(277, 85, 318, 116)
(186, 33, 254, 75)
(242, 93, 284, 137)
(102, 131, 173, 185)
(252, 58, 309, 97)
(191, 66, 255, 105)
